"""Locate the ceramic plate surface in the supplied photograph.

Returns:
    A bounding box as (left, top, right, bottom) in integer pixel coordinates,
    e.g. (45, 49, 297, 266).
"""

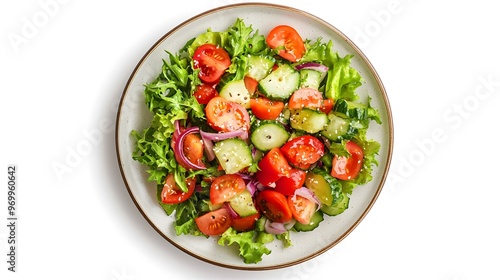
(116, 3, 393, 270)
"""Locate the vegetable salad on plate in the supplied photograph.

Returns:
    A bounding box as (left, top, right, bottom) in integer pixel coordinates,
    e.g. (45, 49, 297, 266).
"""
(131, 18, 382, 264)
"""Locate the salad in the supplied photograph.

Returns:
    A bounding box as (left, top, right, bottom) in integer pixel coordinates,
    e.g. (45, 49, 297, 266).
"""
(131, 18, 382, 264)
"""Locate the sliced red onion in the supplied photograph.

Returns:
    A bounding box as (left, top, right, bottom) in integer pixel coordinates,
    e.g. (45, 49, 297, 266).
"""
(292, 187, 321, 211)
(295, 62, 329, 73)
(199, 129, 246, 141)
(284, 219, 297, 230)
(264, 219, 287, 235)
(246, 180, 257, 196)
(173, 126, 207, 170)
(199, 134, 216, 161)
(223, 203, 240, 219)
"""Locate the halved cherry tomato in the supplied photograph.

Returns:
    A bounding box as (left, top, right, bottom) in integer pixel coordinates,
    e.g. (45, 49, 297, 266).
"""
(255, 147, 292, 186)
(274, 168, 306, 196)
(250, 96, 284, 120)
(256, 189, 293, 223)
(288, 193, 316, 225)
(244, 75, 259, 94)
(205, 96, 250, 132)
(210, 174, 246, 205)
(195, 208, 232, 236)
(280, 135, 325, 170)
(232, 212, 260, 232)
(182, 133, 204, 168)
(266, 25, 305, 62)
(194, 83, 218, 105)
(161, 173, 196, 204)
(288, 88, 324, 110)
(320, 98, 334, 114)
(192, 44, 231, 83)
(331, 141, 364, 180)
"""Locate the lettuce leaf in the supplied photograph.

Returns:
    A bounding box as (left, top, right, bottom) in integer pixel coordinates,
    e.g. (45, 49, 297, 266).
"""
(218, 228, 271, 264)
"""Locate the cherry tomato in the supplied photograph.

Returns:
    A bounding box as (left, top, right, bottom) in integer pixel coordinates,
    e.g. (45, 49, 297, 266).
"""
(210, 174, 246, 205)
(244, 75, 259, 94)
(287, 88, 324, 110)
(320, 98, 334, 114)
(256, 189, 293, 223)
(205, 96, 250, 132)
(182, 133, 204, 168)
(255, 147, 292, 186)
(331, 141, 364, 180)
(161, 173, 196, 204)
(288, 193, 316, 225)
(274, 168, 306, 196)
(194, 83, 218, 105)
(250, 96, 284, 120)
(266, 25, 305, 62)
(192, 44, 231, 83)
(195, 208, 232, 236)
(280, 135, 325, 170)
(232, 212, 260, 232)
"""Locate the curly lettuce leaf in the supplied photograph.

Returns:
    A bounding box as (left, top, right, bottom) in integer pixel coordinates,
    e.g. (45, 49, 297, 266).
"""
(218, 228, 271, 264)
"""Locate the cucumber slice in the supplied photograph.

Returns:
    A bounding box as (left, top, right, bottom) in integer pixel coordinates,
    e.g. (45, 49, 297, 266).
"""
(258, 64, 300, 101)
(293, 211, 324, 232)
(321, 113, 358, 141)
(229, 189, 258, 217)
(250, 121, 290, 151)
(246, 55, 275, 81)
(219, 79, 251, 109)
(333, 99, 368, 120)
(304, 172, 341, 207)
(320, 192, 350, 216)
(213, 138, 253, 174)
(289, 108, 329, 134)
(299, 69, 324, 89)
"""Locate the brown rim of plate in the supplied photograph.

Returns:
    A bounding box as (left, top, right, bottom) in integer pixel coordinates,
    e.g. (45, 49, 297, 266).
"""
(115, 2, 394, 271)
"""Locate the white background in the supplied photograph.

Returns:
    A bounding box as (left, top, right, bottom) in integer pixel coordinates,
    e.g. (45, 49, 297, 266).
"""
(1, 0, 499, 279)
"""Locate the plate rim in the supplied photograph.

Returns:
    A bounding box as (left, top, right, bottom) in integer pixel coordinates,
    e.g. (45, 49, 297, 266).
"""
(115, 2, 394, 270)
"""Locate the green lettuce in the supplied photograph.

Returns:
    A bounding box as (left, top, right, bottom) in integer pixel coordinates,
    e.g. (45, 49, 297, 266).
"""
(218, 228, 271, 264)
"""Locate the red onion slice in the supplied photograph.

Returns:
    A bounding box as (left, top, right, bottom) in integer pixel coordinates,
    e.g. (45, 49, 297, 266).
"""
(173, 126, 207, 170)
(295, 62, 329, 73)
(292, 187, 321, 211)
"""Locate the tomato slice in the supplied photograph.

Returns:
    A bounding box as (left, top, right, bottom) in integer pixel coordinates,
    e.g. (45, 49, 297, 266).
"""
(182, 133, 204, 168)
(194, 83, 218, 105)
(195, 208, 232, 236)
(287, 88, 324, 110)
(161, 174, 196, 204)
(274, 168, 306, 196)
(255, 147, 292, 186)
(331, 141, 364, 180)
(256, 189, 293, 223)
(205, 96, 250, 132)
(266, 25, 305, 62)
(232, 212, 260, 232)
(280, 135, 325, 170)
(250, 96, 284, 120)
(244, 75, 259, 94)
(210, 174, 246, 205)
(288, 194, 316, 225)
(320, 98, 334, 114)
(193, 44, 231, 83)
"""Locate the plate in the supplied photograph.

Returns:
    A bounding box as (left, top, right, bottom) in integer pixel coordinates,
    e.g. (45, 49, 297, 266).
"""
(115, 3, 393, 270)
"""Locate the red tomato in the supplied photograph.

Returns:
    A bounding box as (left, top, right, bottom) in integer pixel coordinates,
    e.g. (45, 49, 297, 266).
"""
(194, 83, 218, 105)
(280, 135, 325, 170)
(320, 98, 334, 114)
(205, 96, 250, 132)
(232, 212, 260, 232)
(256, 190, 293, 223)
(210, 174, 246, 205)
(250, 96, 284, 120)
(287, 88, 324, 110)
(288, 193, 316, 225)
(255, 147, 292, 186)
(266, 25, 305, 62)
(274, 168, 306, 196)
(161, 174, 196, 204)
(195, 208, 232, 236)
(192, 44, 231, 83)
(182, 133, 204, 168)
(244, 75, 259, 94)
(331, 141, 364, 180)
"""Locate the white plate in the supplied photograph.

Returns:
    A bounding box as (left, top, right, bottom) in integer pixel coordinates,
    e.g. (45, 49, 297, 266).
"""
(115, 3, 393, 270)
